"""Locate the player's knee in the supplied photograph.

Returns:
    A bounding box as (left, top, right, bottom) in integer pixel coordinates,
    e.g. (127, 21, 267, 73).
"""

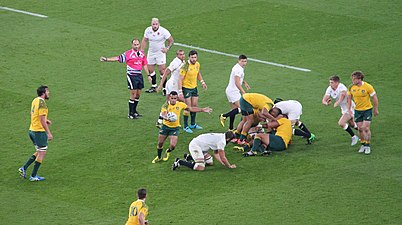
(194, 163, 206, 171)
(204, 154, 213, 165)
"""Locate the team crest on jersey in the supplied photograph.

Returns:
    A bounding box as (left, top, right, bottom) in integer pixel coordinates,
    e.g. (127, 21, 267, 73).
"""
(362, 90, 365, 93)
(176, 106, 180, 110)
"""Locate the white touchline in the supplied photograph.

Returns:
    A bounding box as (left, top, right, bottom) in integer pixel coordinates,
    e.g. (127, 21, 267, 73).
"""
(0, 6, 48, 18)
(175, 42, 311, 72)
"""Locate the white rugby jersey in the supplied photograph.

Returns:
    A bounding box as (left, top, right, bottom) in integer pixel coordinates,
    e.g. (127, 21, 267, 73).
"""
(226, 63, 245, 93)
(167, 57, 184, 83)
(143, 26, 171, 54)
(274, 100, 302, 115)
(190, 133, 226, 152)
(325, 83, 348, 106)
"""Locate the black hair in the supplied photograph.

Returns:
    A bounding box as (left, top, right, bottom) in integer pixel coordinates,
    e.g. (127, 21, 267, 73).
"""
(137, 188, 147, 199)
(170, 91, 178, 96)
(225, 130, 235, 142)
(37, 85, 48, 96)
(189, 50, 198, 57)
(238, 54, 247, 60)
(274, 98, 283, 104)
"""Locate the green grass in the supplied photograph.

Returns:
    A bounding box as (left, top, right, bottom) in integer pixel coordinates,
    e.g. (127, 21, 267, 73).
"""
(1, 0, 401, 224)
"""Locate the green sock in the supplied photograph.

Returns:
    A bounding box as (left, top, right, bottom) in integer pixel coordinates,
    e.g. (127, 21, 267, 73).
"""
(157, 148, 163, 158)
(31, 161, 41, 177)
(252, 139, 265, 153)
(24, 155, 36, 170)
(184, 115, 189, 128)
(190, 112, 196, 125)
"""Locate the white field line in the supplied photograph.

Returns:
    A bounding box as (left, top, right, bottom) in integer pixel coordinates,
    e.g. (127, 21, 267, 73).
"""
(0, 6, 48, 18)
(175, 42, 311, 72)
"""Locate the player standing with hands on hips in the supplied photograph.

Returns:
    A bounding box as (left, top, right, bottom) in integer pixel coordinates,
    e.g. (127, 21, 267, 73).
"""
(141, 18, 174, 95)
(100, 38, 149, 119)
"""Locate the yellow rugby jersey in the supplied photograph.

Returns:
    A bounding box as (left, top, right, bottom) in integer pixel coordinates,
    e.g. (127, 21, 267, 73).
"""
(29, 97, 48, 132)
(274, 118, 292, 148)
(161, 101, 187, 128)
(180, 61, 200, 89)
(125, 200, 148, 225)
(243, 93, 274, 111)
(348, 81, 375, 111)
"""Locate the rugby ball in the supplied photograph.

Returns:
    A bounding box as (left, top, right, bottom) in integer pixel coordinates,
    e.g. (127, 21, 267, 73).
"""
(167, 112, 178, 122)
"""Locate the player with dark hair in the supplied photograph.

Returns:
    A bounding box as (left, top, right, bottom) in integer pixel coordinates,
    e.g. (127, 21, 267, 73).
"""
(125, 188, 149, 225)
(18, 85, 53, 181)
(152, 91, 212, 163)
(220, 54, 250, 130)
(100, 38, 149, 119)
(172, 131, 237, 171)
(178, 50, 208, 133)
(347, 71, 379, 154)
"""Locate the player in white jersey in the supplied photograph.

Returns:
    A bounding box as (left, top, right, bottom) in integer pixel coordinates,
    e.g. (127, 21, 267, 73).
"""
(270, 99, 316, 144)
(322, 75, 359, 146)
(157, 49, 185, 101)
(172, 131, 237, 171)
(141, 18, 174, 95)
(219, 55, 250, 130)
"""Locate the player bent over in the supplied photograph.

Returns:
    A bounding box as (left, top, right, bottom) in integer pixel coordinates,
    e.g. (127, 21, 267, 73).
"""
(152, 91, 212, 163)
(172, 131, 237, 171)
(243, 114, 292, 156)
(271, 98, 315, 144)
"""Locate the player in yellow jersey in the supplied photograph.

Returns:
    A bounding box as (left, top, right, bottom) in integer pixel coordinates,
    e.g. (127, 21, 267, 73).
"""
(236, 93, 274, 144)
(18, 85, 53, 182)
(243, 114, 293, 156)
(347, 71, 379, 154)
(178, 50, 208, 133)
(125, 188, 149, 225)
(152, 91, 212, 163)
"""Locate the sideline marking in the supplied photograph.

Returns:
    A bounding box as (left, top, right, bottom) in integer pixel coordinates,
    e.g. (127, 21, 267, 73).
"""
(175, 42, 311, 72)
(0, 6, 48, 18)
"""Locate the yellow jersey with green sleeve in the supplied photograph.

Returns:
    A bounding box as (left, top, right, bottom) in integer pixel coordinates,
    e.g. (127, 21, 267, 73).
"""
(29, 97, 48, 132)
(125, 199, 148, 225)
(347, 81, 375, 111)
(275, 118, 292, 148)
(180, 61, 200, 89)
(243, 93, 274, 111)
(161, 101, 187, 128)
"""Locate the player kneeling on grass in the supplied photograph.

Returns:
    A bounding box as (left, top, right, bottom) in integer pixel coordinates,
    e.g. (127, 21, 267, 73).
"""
(243, 114, 292, 156)
(152, 91, 212, 163)
(172, 131, 237, 171)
